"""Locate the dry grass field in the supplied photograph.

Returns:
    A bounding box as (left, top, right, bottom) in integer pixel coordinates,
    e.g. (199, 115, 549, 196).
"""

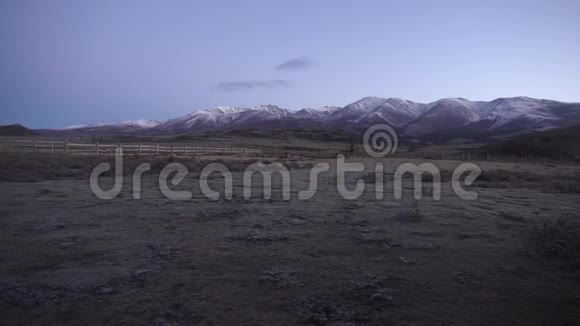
(1, 151, 579, 325)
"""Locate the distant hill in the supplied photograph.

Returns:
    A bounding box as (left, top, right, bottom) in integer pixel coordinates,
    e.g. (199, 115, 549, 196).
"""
(0, 124, 39, 136)
(486, 126, 580, 160)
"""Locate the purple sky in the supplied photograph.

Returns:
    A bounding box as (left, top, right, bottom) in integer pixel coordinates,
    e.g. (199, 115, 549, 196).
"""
(1, 0, 579, 128)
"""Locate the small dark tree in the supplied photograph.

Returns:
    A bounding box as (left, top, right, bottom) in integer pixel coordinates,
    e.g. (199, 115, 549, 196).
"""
(347, 142, 357, 156)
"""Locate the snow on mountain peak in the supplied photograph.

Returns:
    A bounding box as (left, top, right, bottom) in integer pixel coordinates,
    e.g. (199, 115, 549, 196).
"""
(62, 119, 164, 130)
(479, 97, 559, 129)
(317, 106, 341, 113)
(253, 104, 285, 112)
(118, 119, 167, 128)
(204, 106, 249, 115)
(62, 123, 107, 130)
(56, 96, 580, 138)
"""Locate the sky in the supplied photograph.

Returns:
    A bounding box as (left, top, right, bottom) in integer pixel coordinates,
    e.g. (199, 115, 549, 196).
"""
(1, 0, 579, 128)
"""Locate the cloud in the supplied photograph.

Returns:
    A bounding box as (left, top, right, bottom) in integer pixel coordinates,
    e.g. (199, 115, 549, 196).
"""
(275, 57, 314, 71)
(215, 79, 290, 92)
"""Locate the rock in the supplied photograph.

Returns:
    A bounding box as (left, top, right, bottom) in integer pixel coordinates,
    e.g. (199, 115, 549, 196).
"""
(298, 295, 358, 324)
(453, 272, 466, 284)
(59, 241, 79, 248)
(398, 256, 417, 265)
(351, 274, 386, 290)
(135, 269, 150, 275)
(260, 267, 302, 288)
(397, 240, 440, 250)
(153, 317, 176, 326)
(288, 218, 305, 225)
(229, 232, 289, 242)
(370, 288, 394, 303)
(96, 287, 114, 295)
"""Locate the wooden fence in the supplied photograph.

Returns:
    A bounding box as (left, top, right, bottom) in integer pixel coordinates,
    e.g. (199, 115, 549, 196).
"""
(0, 139, 260, 157)
(1, 138, 578, 165)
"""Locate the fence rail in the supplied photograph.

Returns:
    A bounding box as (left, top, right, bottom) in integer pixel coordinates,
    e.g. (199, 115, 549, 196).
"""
(1, 138, 578, 165)
(0, 139, 261, 157)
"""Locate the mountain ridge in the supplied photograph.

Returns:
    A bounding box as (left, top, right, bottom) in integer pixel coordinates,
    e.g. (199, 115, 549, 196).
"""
(33, 96, 580, 142)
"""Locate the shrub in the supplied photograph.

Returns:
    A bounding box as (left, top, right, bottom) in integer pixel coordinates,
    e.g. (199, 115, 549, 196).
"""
(524, 214, 580, 258)
(395, 199, 422, 223)
(549, 180, 580, 193)
(474, 169, 546, 188)
(476, 170, 515, 183)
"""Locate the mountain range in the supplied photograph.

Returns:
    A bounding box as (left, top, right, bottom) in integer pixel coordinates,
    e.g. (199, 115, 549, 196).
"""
(37, 96, 580, 142)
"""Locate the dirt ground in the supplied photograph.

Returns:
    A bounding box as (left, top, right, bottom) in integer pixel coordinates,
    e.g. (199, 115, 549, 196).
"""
(1, 157, 579, 325)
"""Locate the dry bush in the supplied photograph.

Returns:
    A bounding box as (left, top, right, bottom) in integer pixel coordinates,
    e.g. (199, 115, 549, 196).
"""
(546, 177, 580, 194)
(0, 153, 312, 182)
(362, 171, 449, 184)
(524, 213, 580, 258)
(475, 170, 580, 193)
(476, 169, 543, 183)
(473, 169, 580, 192)
(0, 153, 205, 182)
(395, 199, 423, 223)
(403, 207, 423, 223)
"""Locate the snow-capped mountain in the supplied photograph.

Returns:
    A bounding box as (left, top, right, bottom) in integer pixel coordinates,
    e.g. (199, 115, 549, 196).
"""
(119, 119, 167, 129)
(51, 97, 580, 141)
(479, 97, 561, 129)
(61, 119, 166, 131)
(403, 98, 482, 136)
(157, 105, 290, 132)
(294, 106, 341, 120)
(333, 97, 429, 128)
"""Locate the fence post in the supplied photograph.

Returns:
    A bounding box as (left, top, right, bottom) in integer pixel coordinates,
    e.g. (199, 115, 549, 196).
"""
(51, 141, 55, 154)
(138, 144, 142, 156)
(96, 142, 100, 156)
(170, 145, 174, 157)
(65, 139, 69, 154)
(33, 140, 37, 153)
(183, 146, 187, 156)
(156, 144, 159, 156)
